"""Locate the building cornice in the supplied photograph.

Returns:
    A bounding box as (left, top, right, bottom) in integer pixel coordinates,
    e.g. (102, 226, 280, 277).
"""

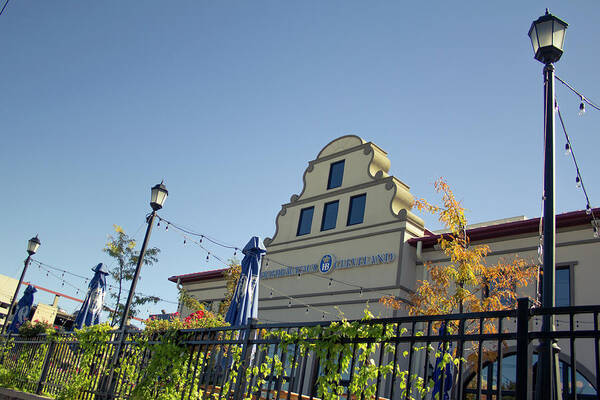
(408, 208, 600, 249)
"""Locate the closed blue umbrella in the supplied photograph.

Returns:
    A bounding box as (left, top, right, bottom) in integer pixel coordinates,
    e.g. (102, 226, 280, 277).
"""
(225, 237, 265, 326)
(432, 323, 454, 400)
(7, 285, 37, 334)
(73, 263, 108, 329)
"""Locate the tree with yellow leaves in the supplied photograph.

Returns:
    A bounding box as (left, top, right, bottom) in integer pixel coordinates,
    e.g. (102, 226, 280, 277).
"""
(104, 225, 161, 326)
(381, 178, 537, 325)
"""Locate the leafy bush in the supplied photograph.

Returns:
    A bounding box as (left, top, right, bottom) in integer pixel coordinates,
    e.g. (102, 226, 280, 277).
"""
(18, 320, 55, 337)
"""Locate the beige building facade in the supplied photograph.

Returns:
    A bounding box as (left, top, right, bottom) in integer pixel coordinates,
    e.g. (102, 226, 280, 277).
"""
(169, 135, 600, 392)
(0, 275, 18, 326)
(171, 135, 599, 321)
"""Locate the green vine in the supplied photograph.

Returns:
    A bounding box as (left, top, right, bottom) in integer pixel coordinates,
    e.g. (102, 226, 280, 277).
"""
(0, 309, 464, 399)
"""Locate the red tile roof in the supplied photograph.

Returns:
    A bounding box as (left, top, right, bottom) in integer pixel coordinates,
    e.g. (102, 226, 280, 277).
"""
(408, 208, 599, 249)
(168, 268, 228, 284)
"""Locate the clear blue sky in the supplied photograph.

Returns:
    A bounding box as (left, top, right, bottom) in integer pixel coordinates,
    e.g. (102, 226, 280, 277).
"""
(1, 1, 599, 320)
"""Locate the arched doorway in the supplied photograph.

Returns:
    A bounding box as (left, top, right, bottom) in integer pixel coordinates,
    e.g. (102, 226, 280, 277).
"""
(463, 353, 596, 399)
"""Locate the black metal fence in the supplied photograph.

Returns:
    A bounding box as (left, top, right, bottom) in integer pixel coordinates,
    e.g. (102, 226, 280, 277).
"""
(1, 299, 599, 399)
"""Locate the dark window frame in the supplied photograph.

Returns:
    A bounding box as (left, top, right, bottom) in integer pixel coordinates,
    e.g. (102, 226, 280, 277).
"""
(296, 206, 315, 236)
(327, 160, 345, 190)
(538, 262, 575, 307)
(347, 193, 367, 226)
(321, 200, 340, 231)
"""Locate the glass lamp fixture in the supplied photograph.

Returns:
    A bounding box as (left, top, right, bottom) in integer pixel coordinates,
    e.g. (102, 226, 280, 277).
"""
(150, 182, 168, 211)
(528, 10, 568, 64)
(27, 235, 41, 255)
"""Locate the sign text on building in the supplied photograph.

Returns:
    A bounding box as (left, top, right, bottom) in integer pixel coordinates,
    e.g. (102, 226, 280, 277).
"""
(261, 252, 395, 280)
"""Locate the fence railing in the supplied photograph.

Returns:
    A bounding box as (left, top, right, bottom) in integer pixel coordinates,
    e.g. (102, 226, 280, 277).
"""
(1, 298, 599, 400)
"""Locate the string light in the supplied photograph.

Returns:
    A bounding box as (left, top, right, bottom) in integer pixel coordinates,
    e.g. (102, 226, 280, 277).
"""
(288, 300, 292, 308)
(328, 279, 332, 287)
(305, 308, 309, 314)
(165, 223, 169, 231)
(199, 236, 203, 243)
(564, 142, 571, 155)
(359, 288, 363, 297)
(157, 220, 160, 227)
(297, 273, 301, 280)
(33, 259, 178, 305)
(556, 103, 599, 239)
(579, 97, 586, 116)
(269, 291, 273, 298)
(206, 253, 210, 262)
(183, 238, 187, 245)
(322, 313, 326, 320)
(555, 75, 600, 112)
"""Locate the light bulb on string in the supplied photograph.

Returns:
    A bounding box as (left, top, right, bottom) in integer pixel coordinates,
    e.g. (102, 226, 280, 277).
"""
(359, 288, 363, 297)
(586, 204, 592, 215)
(157, 220, 160, 227)
(328, 279, 332, 287)
(322, 313, 326, 320)
(199, 236, 203, 244)
(61, 281, 64, 287)
(165, 223, 169, 231)
(183, 238, 187, 245)
(593, 225, 599, 239)
(46, 272, 48, 277)
(233, 249, 237, 257)
(305, 308, 309, 314)
(297, 273, 301, 280)
(579, 97, 586, 116)
(288, 300, 292, 308)
(576, 176, 582, 188)
(206, 253, 210, 262)
(565, 142, 571, 156)
(265, 259, 269, 267)
(269, 291, 273, 298)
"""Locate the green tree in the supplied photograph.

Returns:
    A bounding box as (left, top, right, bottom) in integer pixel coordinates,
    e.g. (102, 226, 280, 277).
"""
(219, 258, 241, 316)
(381, 178, 538, 331)
(104, 225, 160, 326)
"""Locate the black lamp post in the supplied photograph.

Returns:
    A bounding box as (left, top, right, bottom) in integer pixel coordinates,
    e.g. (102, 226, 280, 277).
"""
(118, 182, 168, 330)
(528, 9, 568, 400)
(2, 235, 41, 334)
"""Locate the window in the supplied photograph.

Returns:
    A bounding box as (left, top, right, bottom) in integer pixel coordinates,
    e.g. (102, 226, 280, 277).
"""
(321, 201, 339, 231)
(538, 264, 573, 307)
(556, 265, 571, 307)
(327, 160, 345, 189)
(347, 194, 366, 226)
(464, 353, 597, 399)
(297, 207, 314, 236)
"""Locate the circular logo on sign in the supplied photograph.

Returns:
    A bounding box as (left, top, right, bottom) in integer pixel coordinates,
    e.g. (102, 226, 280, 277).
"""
(319, 254, 334, 274)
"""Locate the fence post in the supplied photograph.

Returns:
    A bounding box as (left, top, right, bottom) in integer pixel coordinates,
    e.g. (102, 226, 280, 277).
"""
(233, 319, 257, 400)
(36, 336, 56, 395)
(516, 297, 532, 400)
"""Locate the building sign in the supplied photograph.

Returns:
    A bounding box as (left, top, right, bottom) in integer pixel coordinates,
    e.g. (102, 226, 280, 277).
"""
(261, 252, 395, 280)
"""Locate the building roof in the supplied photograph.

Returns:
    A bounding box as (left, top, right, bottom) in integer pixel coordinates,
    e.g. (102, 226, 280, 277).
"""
(168, 268, 228, 284)
(408, 208, 599, 249)
(167, 209, 598, 284)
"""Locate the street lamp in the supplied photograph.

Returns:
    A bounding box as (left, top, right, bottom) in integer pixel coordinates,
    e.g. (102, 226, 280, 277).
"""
(118, 182, 167, 330)
(529, 9, 567, 400)
(2, 235, 41, 334)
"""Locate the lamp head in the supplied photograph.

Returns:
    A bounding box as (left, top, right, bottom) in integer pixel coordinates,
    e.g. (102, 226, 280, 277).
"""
(27, 235, 41, 256)
(528, 10, 568, 64)
(150, 182, 168, 211)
